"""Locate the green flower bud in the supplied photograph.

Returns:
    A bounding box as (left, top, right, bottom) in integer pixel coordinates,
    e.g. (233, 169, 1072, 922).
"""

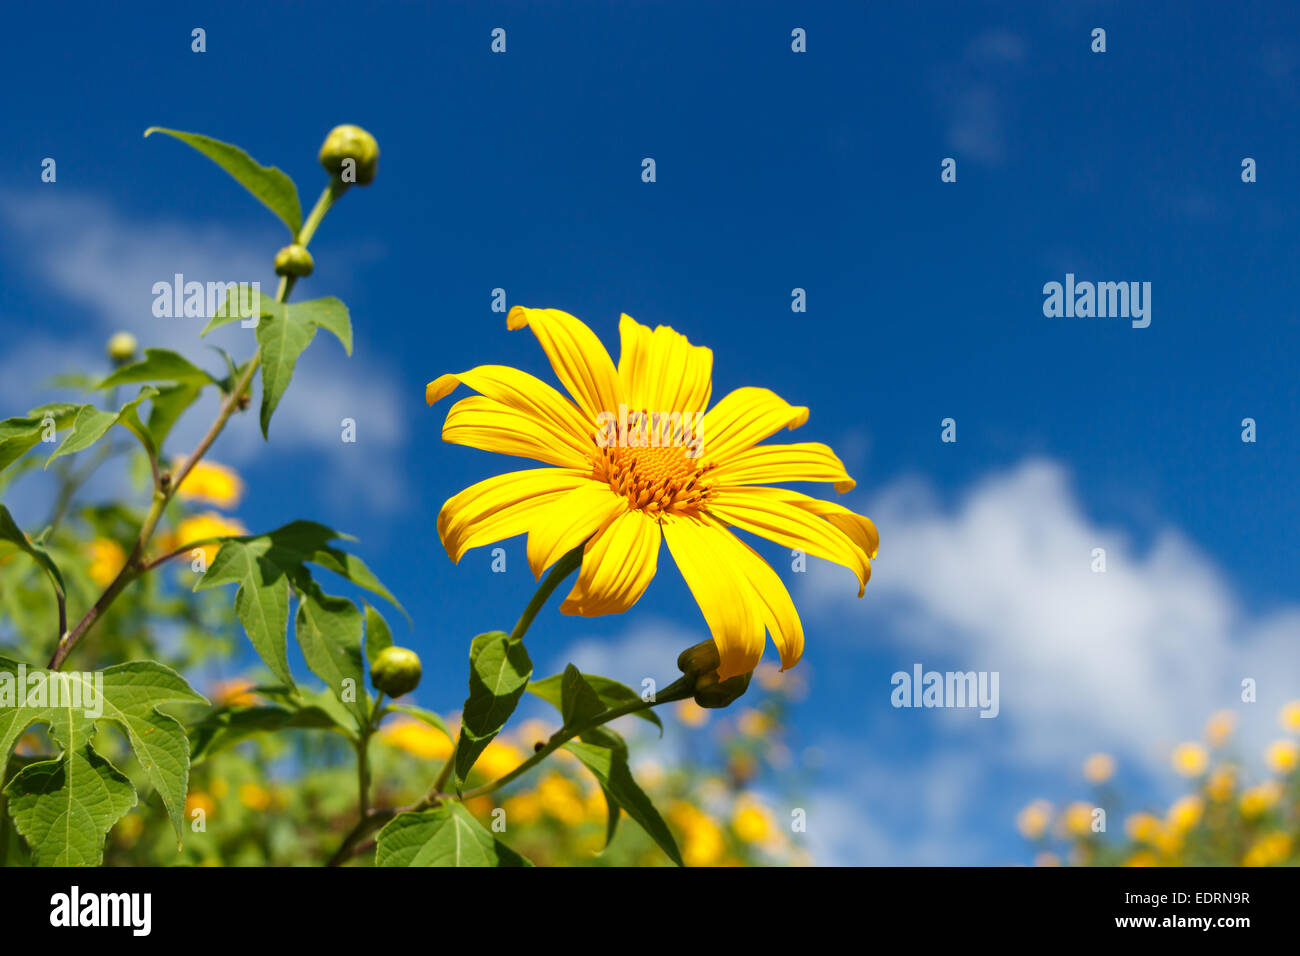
(318, 124, 379, 186)
(370, 646, 422, 697)
(106, 331, 138, 365)
(274, 243, 315, 278)
(692, 669, 752, 709)
(676, 639, 721, 677)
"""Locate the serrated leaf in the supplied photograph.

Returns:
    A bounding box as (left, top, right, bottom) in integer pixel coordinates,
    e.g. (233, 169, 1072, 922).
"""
(376, 803, 532, 867)
(563, 740, 683, 866)
(363, 602, 393, 669)
(194, 540, 293, 688)
(0, 657, 208, 860)
(45, 387, 158, 466)
(292, 572, 368, 728)
(293, 297, 352, 355)
(528, 672, 662, 733)
(454, 633, 532, 787)
(96, 348, 216, 390)
(145, 127, 302, 234)
(256, 306, 316, 438)
(315, 547, 407, 622)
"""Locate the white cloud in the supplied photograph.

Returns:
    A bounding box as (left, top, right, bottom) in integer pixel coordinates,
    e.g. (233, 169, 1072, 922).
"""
(0, 192, 410, 512)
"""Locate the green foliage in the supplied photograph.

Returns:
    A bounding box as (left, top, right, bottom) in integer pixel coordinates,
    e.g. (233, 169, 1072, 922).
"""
(256, 298, 353, 438)
(45, 388, 159, 466)
(563, 741, 683, 867)
(376, 803, 532, 867)
(454, 632, 532, 788)
(0, 505, 66, 604)
(0, 404, 82, 475)
(528, 670, 663, 733)
(144, 128, 302, 235)
(0, 658, 206, 864)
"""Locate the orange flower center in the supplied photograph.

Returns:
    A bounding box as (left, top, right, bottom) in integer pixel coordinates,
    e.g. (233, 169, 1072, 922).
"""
(593, 444, 712, 514)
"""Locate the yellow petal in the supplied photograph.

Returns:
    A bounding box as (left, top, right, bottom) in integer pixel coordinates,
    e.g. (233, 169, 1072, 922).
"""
(708, 441, 856, 492)
(438, 468, 596, 562)
(769, 490, 879, 559)
(617, 314, 713, 414)
(661, 515, 765, 680)
(507, 306, 623, 421)
(696, 387, 809, 462)
(442, 396, 590, 469)
(705, 486, 871, 595)
(426, 364, 594, 463)
(561, 509, 660, 616)
(526, 483, 627, 579)
(708, 522, 805, 671)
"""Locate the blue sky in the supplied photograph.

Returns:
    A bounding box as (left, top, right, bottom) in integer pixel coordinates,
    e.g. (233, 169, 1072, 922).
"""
(2, 1, 1299, 864)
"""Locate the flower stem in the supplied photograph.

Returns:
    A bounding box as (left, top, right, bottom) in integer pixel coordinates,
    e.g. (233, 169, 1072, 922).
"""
(509, 543, 585, 643)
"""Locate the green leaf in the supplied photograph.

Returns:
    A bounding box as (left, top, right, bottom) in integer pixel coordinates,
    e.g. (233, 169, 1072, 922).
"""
(563, 741, 683, 866)
(315, 547, 407, 622)
(454, 632, 532, 787)
(0, 657, 208, 862)
(146, 383, 203, 450)
(292, 571, 368, 728)
(292, 297, 352, 356)
(256, 306, 317, 438)
(0, 405, 81, 474)
(194, 540, 293, 688)
(560, 664, 607, 728)
(45, 387, 159, 466)
(363, 602, 393, 669)
(202, 290, 283, 337)
(95, 348, 216, 390)
(375, 803, 532, 867)
(189, 701, 350, 763)
(145, 127, 302, 235)
(528, 672, 663, 733)
(0, 505, 66, 602)
(388, 704, 452, 741)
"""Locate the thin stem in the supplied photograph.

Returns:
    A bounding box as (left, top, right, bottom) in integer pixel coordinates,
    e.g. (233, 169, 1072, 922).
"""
(509, 544, 585, 642)
(47, 183, 346, 671)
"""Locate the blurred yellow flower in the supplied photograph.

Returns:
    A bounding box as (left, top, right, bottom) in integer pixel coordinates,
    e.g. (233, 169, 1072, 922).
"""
(169, 513, 248, 565)
(502, 792, 542, 826)
(1204, 709, 1237, 748)
(210, 678, 259, 708)
(1171, 742, 1209, 777)
(1239, 782, 1281, 819)
(185, 790, 215, 818)
(477, 740, 526, 780)
(737, 708, 773, 737)
(1280, 699, 1300, 734)
(536, 772, 585, 825)
(1124, 851, 1159, 867)
(1016, 800, 1052, 840)
(1125, 812, 1163, 845)
(754, 663, 784, 691)
(238, 783, 271, 811)
(85, 538, 126, 588)
(1166, 795, 1203, 834)
(669, 801, 726, 867)
(1034, 852, 1061, 867)
(1205, 766, 1236, 802)
(1243, 831, 1291, 867)
(174, 459, 244, 508)
(1082, 752, 1115, 784)
(377, 717, 453, 760)
(1265, 739, 1299, 774)
(1062, 801, 1095, 838)
(676, 700, 710, 728)
(732, 795, 777, 846)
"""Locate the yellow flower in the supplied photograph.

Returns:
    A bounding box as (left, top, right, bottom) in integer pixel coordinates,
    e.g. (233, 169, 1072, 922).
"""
(1204, 709, 1237, 748)
(210, 678, 259, 708)
(1082, 752, 1115, 784)
(85, 538, 126, 588)
(1239, 782, 1281, 819)
(1125, 812, 1163, 844)
(1206, 766, 1236, 802)
(1166, 795, 1203, 834)
(669, 801, 726, 867)
(168, 513, 248, 565)
(1243, 831, 1291, 867)
(1016, 800, 1052, 840)
(377, 716, 453, 760)
(238, 783, 271, 811)
(427, 307, 878, 680)
(1062, 801, 1095, 838)
(1265, 739, 1299, 774)
(536, 772, 585, 825)
(737, 708, 773, 737)
(1171, 742, 1209, 777)
(174, 459, 244, 508)
(1280, 699, 1300, 734)
(185, 790, 215, 818)
(1124, 851, 1158, 867)
(502, 792, 542, 826)
(732, 795, 777, 846)
(476, 740, 525, 780)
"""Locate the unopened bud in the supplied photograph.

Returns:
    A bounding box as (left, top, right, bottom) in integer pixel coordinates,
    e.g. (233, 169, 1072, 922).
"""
(274, 243, 314, 278)
(677, 639, 751, 708)
(676, 639, 721, 677)
(318, 124, 379, 186)
(106, 332, 138, 364)
(370, 646, 421, 697)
